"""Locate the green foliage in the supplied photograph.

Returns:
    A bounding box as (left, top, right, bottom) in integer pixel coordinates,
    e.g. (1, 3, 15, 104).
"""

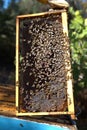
(69, 7, 87, 95)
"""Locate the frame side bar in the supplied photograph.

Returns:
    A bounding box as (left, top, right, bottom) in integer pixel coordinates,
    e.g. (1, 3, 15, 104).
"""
(61, 11, 75, 119)
(16, 17, 20, 114)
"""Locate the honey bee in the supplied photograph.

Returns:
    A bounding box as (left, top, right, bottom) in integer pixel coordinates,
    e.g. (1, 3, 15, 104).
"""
(19, 12, 71, 112)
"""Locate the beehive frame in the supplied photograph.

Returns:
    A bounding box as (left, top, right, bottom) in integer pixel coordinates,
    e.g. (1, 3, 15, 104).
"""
(16, 10, 75, 119)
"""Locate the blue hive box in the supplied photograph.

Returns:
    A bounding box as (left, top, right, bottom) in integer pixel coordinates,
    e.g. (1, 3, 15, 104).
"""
(0, 115, 77, 130)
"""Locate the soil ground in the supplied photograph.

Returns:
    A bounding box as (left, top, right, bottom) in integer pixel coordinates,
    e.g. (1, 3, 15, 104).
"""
(0, 85, 15, 116)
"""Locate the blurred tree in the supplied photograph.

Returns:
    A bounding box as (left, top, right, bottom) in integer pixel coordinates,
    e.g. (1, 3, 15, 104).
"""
(82, 1, 87, 17)
(0, 0, 18, 69)
(0, 0, 4, 11)
(18, 0, 50, 14)
(69, 7, 87, 95)
(67, 0, 87, 17)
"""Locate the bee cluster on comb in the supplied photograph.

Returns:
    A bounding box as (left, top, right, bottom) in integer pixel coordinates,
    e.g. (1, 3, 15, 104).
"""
(19, 13, 71, 112)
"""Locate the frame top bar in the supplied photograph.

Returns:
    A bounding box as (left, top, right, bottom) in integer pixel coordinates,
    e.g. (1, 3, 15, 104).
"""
(17, 9, 66, 19)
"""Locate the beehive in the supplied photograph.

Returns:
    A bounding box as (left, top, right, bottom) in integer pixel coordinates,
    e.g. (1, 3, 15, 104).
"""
(16, 10, 75, 118)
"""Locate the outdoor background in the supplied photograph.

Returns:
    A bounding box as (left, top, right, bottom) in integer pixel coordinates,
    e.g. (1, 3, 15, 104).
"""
(0, 0, 87, 129)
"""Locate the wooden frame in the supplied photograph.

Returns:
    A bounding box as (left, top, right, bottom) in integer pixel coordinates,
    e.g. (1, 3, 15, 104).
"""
(16, 10, 75, 119)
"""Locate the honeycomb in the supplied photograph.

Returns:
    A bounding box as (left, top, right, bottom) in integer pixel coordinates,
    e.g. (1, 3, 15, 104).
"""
(19, 12, 71, 112)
